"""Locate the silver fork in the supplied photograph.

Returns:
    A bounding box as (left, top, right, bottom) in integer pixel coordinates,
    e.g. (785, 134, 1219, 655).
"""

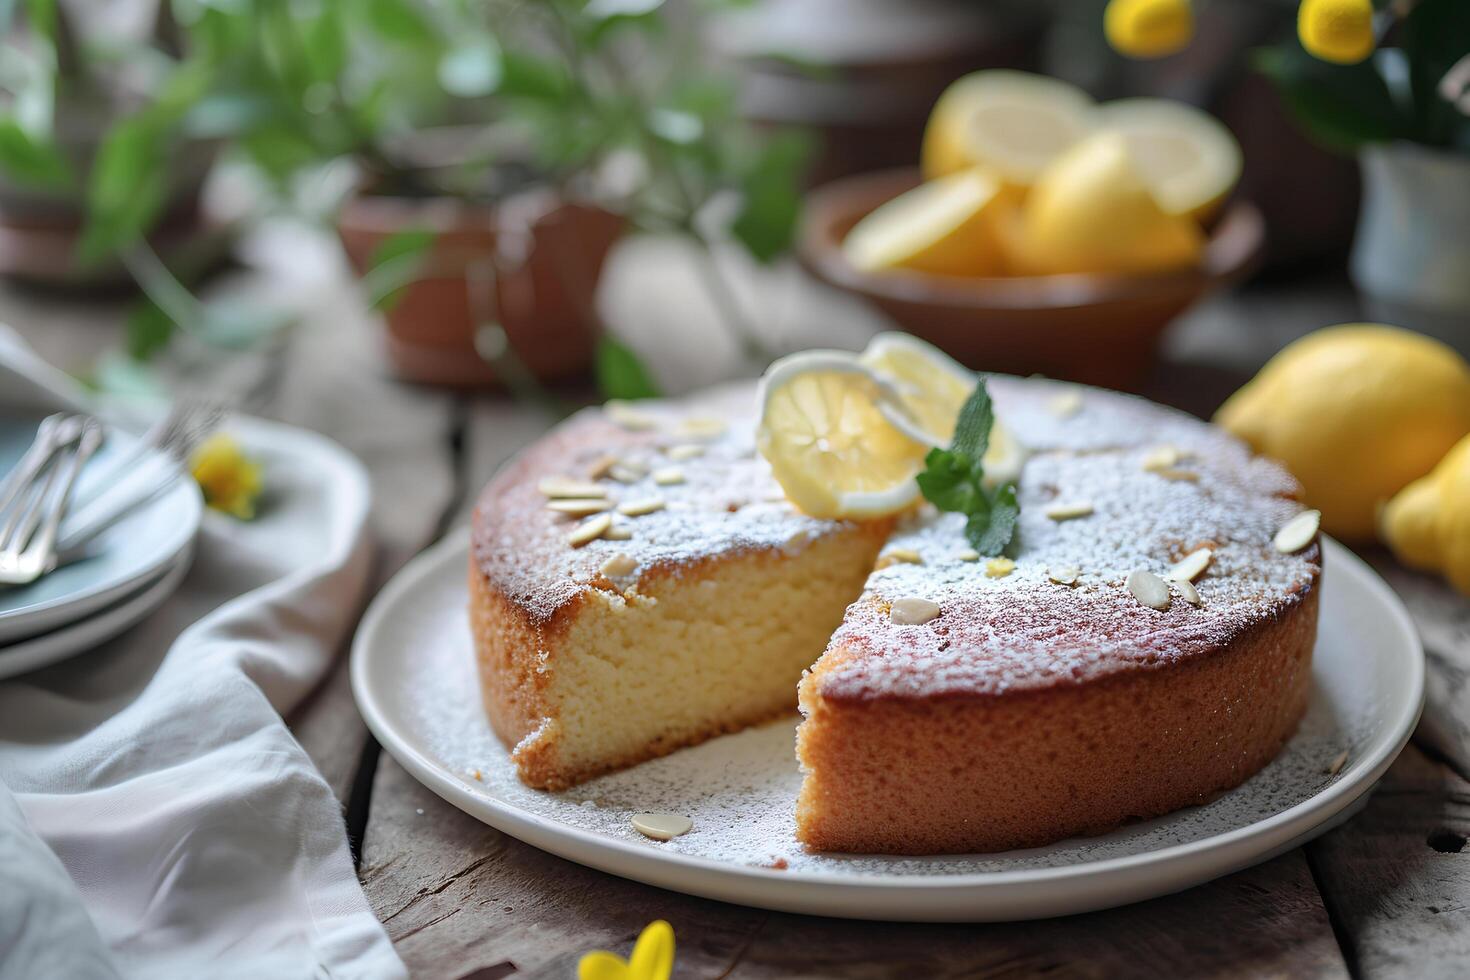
(56, 403, 224, 561)
(0, 418, 104, 586)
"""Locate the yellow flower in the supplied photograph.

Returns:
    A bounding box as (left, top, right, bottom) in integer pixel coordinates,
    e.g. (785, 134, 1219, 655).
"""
(578, 921, 675, 980)
(190, 434, 263, 520)
(1298, 0, 1375, 65)
(1105, 0, 1194, 59)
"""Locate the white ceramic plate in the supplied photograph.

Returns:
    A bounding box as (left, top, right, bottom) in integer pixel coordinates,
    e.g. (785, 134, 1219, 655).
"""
(353, 529, 1424, 922)
(0, 413, 203, 643)
(0, 545, 192, 681)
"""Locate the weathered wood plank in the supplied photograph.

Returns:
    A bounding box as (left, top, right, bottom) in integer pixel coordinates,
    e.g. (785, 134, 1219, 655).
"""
(1306, 743, 1470, 980)
(360, 750, 1347, 980)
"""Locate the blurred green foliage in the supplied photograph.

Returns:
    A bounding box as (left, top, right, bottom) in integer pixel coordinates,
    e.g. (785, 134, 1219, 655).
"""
(1258, 0, 1470, 154)
(1, 0, 809, 384)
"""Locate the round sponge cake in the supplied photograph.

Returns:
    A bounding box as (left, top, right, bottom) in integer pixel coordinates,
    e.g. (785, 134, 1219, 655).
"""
(469, 377, 1320, 854)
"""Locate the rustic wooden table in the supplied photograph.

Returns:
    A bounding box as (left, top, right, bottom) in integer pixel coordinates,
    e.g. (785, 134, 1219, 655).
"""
(6, 232, 1467, 979)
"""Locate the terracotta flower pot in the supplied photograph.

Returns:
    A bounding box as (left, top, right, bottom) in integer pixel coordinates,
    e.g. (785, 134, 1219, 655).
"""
(336, 189, 623, 388)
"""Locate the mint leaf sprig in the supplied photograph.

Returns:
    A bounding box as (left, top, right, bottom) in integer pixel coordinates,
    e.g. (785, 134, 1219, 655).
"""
(914, 380, 1020, 556)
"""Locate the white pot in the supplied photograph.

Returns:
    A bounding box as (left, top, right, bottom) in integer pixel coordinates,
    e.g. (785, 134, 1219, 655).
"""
(1350, 142, 1470, 350)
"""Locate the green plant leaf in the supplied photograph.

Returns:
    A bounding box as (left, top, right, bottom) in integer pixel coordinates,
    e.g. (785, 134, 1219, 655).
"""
(1254, 44, 1406, 153)
(949, 380, 993, 461)
(125, 301, 176, 361)
(595, 336, 661, 400)
(498, 51, 573, 101)
(967, 483, 1018, 557)
(365, 228, 436, 311)
(0, 119, 72, 190)
(363, 0, 436, 46)
(79, 117, 167, 263)
(1401, 0, 1470, 148)
(730, 130, 809, 262)
(915, 447, 983, 514)
(303, 3, 348, 83)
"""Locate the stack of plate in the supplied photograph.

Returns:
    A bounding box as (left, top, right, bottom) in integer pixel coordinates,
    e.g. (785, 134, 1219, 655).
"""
(0, 413, 202, 680)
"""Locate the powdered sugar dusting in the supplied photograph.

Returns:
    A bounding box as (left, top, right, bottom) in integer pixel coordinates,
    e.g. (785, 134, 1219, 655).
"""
(380, 532, 1390, 881)
(471, 383, 859, 623)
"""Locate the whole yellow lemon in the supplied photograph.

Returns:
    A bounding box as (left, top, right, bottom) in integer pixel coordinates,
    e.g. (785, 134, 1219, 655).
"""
(1381, 434, 1470, 595)
(1216, 324, 1470, 541)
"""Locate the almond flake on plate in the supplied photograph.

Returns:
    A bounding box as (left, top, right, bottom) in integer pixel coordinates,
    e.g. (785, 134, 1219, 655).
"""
(666, 444, 706, 461)
(1174, 579, 1202, 605)
(1153, 468, 1199, 482)
(567, 513, 613, 547)
(652, 466, 685, 486)
(1126, 569, 1170, 610)
(957, 549, 980, 562)
(1274, 510, 1321, 554)
(1141, 445, 1181, 472)
(985, 557, 1015, 578)
(1167, 547, 1213, 582)
(604, 524, 633, 541)
(632, 812, 693, 841)
(889, 597, 941, 625)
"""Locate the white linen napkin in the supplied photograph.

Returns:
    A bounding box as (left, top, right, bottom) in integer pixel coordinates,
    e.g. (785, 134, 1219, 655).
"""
(0, 327, 405, 979)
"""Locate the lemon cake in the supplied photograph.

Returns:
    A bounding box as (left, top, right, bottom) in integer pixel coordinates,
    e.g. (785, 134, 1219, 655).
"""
(469, 373, 1320, 853)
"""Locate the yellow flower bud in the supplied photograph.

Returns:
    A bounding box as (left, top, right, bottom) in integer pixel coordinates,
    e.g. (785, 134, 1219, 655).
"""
(190, 433, 263, 520)
(1105, 0, 1194, 60)
(1298, 0, 1376, 65)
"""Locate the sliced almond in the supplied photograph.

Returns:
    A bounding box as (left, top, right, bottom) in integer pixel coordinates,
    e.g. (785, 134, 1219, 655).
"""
(957, 549, 980, 562)
(1048, 565, 1079, 585)
(985, 557, 1015, 578)
(1140, 445, 1180, 472)
(600, 553, 637, 578)
(546, 498, 611, 517)
(618, 497, 667, 517)
(606, 400, 659, 431)
(1325, 749, 1349, 775)
(539, 476, 608, 499)
(666, 443, 706, 461)
(567, 513, 613, 547)
(675, 417, 726, 440)
(652, 466, 685, 486)
(1126, 569, 1170, 610)
(604, 524, 633, 541)
(889, 596, 941, 625)
(1274, 510, 1321, 554)
(586, 454, 619, 479)
(1167, 547, 1213, 582)
(608, 464, 646, 484)
(1048, 390, 1083, 418)
(1153, 467, 1199, 483)
(1174, 579, 1202, 606)
(632, 812, 692, 841)
(878, 547, 923, 568)
(1044, 501, 1094, 521)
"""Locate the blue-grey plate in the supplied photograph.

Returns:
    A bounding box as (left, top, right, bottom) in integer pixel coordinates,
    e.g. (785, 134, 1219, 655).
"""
(0, 412, 202, 644)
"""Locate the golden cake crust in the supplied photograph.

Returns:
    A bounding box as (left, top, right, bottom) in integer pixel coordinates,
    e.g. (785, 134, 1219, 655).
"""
(470, 376, 1322, 853)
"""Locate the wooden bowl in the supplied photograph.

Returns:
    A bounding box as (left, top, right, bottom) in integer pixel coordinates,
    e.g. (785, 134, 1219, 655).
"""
(798, 168, 1265, 390)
